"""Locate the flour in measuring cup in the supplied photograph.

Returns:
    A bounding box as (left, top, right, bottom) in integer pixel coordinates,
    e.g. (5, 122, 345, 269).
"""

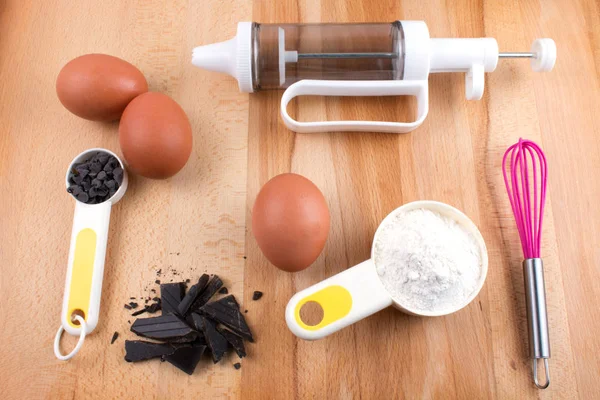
(374, 209, 482, 313)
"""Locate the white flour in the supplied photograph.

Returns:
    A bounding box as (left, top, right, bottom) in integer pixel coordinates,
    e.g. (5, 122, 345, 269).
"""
(374, 209, 482, 313)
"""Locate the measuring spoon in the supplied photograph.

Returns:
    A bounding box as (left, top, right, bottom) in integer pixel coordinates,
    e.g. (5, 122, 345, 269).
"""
(56, 148, 127, 359)
(285, 201, 488, 340)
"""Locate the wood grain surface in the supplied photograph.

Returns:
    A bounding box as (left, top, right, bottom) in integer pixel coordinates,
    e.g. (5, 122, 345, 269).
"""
(1, 0, 598, 399)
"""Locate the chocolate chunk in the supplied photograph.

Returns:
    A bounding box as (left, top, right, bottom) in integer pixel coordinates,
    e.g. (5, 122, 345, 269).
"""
(218, 287, 228, 295)
(110, 331, 119, 344)
(90, 161, 102, 174)
(191, 313, 228, 363)
(161, 282, 186, 315)
(252, 291, 263, 301)
(163, 343, 206, 375)
(131, 314, 197, 342)
(147, 301, 162, 313)
(124, 340, 177, 362)
(217, 326, 246, 358)
(97, 154, 109, 165)
(155, 279, 161, 285)
(200, 295, 253, 342)
(131, 308, 146, 316)
(76, 192, 89, 203)
(177, 274, 209, 316)
(112, 166, 123, 184)
(129, 302, 139, 309)
(124, 304, 132, 310)
(131, 301, 161, 316)
(189, 275, 223, 313)
(234, 363, 241, 370)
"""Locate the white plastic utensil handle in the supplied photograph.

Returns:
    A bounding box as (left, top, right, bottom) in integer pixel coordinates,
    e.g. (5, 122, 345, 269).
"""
(280, 79, 429, 133)
(285, 259, 393, 340)
(60, 201, 112, 336)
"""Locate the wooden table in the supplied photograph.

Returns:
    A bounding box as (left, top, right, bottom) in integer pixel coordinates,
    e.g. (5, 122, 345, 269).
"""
(1, 1, 598, 398)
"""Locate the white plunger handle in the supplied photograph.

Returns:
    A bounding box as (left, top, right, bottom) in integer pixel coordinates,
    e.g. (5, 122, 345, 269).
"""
(280, 79, 429, 133)
(285, 259, 394, 340)
(60, 201, 112, 336)
(531, 39, 556, 72)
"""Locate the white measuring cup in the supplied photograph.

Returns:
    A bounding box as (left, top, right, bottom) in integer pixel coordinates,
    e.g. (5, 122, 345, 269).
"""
(285, 201, 488, 340)
(55, 148, 128, 360)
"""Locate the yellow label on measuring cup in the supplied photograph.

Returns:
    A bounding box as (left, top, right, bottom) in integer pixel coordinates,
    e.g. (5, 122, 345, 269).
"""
(67, 228, 96, 328)
(294, 285, 352, 331)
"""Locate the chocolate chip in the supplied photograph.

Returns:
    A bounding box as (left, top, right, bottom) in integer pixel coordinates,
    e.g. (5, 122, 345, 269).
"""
(113, 167, 123, 184)
(76, 192, 89, 202)
(97, 171, 107, 180)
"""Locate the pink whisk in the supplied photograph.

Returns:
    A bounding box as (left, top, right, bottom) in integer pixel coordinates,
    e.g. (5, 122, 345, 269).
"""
(503, 138, 550, 389)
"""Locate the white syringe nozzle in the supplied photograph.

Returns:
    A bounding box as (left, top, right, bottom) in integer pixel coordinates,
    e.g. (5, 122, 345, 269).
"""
(192, 39, 236, 75)
(191, 22, 254, 92)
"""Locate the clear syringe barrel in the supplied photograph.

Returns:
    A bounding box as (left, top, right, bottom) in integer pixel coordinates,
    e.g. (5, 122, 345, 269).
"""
(251, 22, 404, 90)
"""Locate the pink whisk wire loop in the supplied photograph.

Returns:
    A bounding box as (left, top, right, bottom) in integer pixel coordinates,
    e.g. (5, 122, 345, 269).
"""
(502, 138, 548, 259)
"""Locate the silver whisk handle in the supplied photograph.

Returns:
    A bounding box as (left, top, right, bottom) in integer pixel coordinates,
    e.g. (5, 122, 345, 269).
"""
(523, 258, 551, 388)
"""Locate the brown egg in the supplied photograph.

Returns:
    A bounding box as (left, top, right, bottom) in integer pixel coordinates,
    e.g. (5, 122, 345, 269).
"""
(252, 173, 330, 272)
(56, 54, 148, 121)
(119, 92, 192, 179)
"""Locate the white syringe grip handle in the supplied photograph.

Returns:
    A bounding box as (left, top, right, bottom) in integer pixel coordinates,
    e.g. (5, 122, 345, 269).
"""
(429, 38, 499, 73)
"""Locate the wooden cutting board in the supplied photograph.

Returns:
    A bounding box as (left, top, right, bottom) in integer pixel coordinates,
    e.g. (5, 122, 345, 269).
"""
(1, 0, 598, 399)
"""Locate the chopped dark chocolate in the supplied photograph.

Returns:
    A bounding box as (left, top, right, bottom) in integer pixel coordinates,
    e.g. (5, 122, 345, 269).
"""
(155, 280, 161, 285)
(218, 287, 228, 295)
(177, 274, 209, 316)
(217, 326, 246, 358)
(124, 340, 177, 362)
(124, 304, 132, 310)
(111, 331, 119, 344)
(234, 363, 241, 370)
(146, 301, 162, 314)
(191, 313, 228, 363)
(129, 302, 139, 309)
(188, 275, 223, 313)
(131, 314, 198, 342)
(131, 307, 147, 316)
(163, 343, 206, 375)
(252, 291, 263, 301)
(200, 295, 253, 342)
(161, 282, 186, 315)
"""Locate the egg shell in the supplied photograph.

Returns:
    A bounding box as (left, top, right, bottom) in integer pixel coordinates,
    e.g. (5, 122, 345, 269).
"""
(56, 54, 148, 121)
(252, 173, 330, 272)
(119, 92, 192, 179)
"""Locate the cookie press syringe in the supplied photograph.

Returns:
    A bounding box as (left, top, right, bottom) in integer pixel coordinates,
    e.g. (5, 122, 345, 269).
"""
(192, 21, 556, 133)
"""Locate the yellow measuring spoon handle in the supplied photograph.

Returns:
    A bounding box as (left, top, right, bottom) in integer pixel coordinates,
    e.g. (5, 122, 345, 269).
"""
(285, 259, 393, 340)
(61, 201, 112, 336)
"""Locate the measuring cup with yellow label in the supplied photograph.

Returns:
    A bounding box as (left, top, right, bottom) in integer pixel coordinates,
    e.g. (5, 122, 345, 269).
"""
(285, 201, 488, 340)
(54, 148, 128, 360)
